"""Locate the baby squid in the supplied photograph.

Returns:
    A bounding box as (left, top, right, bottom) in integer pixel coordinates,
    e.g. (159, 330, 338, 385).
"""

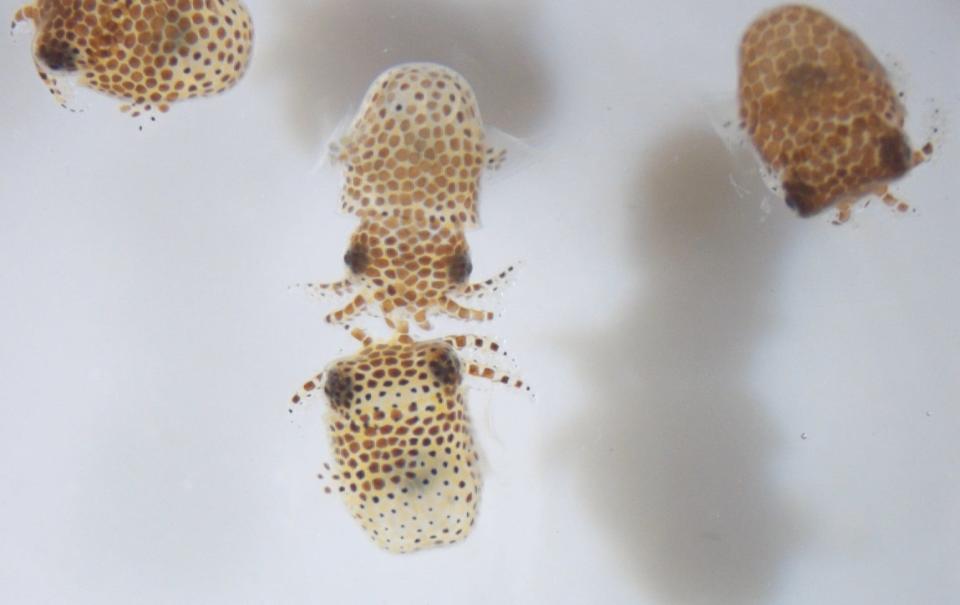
(12, 0, 253, 117)
(738, 4, 931, 222)
(291, 323, 527, 554)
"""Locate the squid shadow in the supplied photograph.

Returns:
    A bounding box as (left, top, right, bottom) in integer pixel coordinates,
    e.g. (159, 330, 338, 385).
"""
(556, 125, 803, 603)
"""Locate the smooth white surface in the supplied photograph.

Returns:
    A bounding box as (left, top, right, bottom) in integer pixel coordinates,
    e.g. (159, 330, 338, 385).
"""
(1, 1, 958, 603)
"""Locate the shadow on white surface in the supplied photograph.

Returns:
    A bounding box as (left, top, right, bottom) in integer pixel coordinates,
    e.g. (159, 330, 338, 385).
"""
(556, 125, 804, 604)
(261, 0, 551, 149)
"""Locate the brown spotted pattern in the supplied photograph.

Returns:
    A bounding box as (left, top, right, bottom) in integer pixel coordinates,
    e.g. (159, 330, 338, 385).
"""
(739, 5, 927, 221)
(306, 216, 513, 330)
(333, 63, 504, 228)
(12, 0, 253, 117)
(292, 63, 525, 553)
(292, 329, 526, 554)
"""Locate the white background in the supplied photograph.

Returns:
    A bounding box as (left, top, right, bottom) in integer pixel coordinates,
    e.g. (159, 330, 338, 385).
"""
(1, 1, 958, 603)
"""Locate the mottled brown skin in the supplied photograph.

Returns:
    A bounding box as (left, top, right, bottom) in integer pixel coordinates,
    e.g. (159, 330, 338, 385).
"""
(292, 328, 525, 554)
(323, 339, 479, 553)
(334, 63, 504, 228)
(309, 216, 514, 330)
(13, 0, 253, 117)
(738, 5, 920, 219)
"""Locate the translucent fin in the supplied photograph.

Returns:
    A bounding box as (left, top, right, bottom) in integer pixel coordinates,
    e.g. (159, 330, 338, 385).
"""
(705, 93, 781, 214)
(704, 94, 745, 152)
(313, 100, 358, 174)
(483, 125, 539, 180)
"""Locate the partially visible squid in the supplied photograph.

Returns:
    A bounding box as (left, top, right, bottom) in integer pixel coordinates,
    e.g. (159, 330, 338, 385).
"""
(12, 0, 253, 117)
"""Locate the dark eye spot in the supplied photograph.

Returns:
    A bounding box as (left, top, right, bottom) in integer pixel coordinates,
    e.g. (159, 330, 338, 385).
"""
(782, 180, 821, 217)
(877, 133, 911, 179)
(324, 368, 354, 409)
(36, 38, 78, 72)
(344, 244, 369, 274)
(447, 252, 472, 283)
(428, 349, 461, 386)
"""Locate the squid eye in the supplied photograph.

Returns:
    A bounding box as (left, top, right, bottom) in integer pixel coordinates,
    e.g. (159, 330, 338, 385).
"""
(36, 39, 78, 72)
(323, 367, 354, 409)
(344, 244, 369, 273)
(428, 348, 462, 386)
(447, 252, 472, 283)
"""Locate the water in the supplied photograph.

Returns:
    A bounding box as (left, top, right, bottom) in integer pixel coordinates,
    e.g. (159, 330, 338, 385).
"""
(1, 1, 958, 604)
